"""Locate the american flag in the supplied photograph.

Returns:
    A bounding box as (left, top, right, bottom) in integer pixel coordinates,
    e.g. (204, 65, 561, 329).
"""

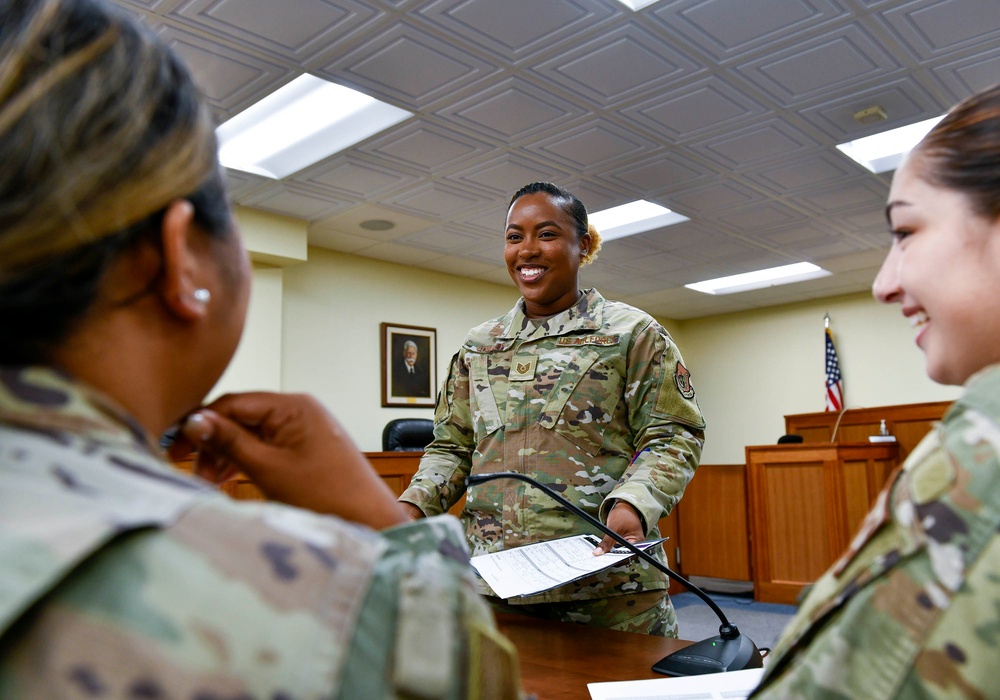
(825, 327, 844, 412)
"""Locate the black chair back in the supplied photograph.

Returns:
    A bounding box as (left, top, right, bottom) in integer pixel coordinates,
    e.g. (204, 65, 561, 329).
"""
(382, 418, 434, 452)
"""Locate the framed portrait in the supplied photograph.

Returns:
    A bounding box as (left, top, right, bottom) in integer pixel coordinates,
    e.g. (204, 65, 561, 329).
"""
(381, 322, 438, 408)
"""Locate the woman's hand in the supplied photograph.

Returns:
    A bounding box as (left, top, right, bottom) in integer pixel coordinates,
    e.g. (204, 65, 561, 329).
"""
(168, 392, 408, 530)
(592, 500, 645, 555)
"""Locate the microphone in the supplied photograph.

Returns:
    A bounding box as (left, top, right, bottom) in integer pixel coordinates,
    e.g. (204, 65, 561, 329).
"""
(466, 471, 763, 677)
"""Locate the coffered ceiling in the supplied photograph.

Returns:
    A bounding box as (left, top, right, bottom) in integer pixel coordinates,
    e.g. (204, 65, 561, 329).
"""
(113, 0, 1000, 320)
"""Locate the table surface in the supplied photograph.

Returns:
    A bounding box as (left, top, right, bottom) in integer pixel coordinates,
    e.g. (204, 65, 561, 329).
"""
(495, 613, 693, 700)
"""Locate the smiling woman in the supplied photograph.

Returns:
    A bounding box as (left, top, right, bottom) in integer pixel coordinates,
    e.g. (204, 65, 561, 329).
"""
(751, 83, 1000, 699)
(399, 181, 707, 638)
(0, 1, 518, 696)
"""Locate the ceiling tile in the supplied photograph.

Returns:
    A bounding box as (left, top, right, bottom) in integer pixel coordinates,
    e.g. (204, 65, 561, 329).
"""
(395, 225, 494, 254)
(647, 0, 851, 63)
(607, 150, 714, 197)
(792, 179, 888, 217)
(416, 0, 616, 63)
(156, 25, 290, 116)
(621, 75, 769, 141)
(715, 201, 809, 231)
(446, 153, 575, 199)
(295, 155, 423, 200)
(877, 0, 1000, 61)
(734, 25, 905, 106)
(930, 45, 1000, 102)
(438, 77, 586, 142)
(533, 24, 704, 108)
(799, 77, 947, 142)
(326, 23, 500, 108)
(383, 182, 495, 219)
(744, 149, 859, 195)
(358, 122, 498, 174)
(239, 184, 348, 221)
(171, 0, 377, 62)
(533, 119, 660, 171)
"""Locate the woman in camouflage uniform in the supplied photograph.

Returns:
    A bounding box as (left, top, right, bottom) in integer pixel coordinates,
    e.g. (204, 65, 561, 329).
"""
(400, 182, 705, 637)
(0, 1, 518, 697)
(753, 84, 1000, 698)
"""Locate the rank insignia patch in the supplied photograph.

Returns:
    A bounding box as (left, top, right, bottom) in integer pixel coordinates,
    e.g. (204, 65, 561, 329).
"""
(674, 361, 695, 399)
(509, 356, 537, 381)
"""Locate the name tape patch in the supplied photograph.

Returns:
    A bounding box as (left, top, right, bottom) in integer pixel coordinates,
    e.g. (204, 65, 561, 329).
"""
(556, 334, 620, 347)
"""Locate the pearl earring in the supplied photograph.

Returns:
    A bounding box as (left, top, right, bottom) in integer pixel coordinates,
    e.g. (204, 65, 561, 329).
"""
(193, 288, 211, 304)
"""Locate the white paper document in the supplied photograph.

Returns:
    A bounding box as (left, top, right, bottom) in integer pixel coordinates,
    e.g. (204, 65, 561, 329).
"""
(470, 534, 666, 599)
(588, 667, 764, 700)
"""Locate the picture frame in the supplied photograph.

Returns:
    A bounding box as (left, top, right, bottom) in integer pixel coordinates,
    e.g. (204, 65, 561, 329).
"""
(381, 322, 438, 408)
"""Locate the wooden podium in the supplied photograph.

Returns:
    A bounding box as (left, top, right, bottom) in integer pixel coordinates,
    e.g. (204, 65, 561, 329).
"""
(745, 441, 898, 604)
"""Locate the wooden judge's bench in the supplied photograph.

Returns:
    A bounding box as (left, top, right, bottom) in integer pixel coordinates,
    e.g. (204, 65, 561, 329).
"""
(745, 400, 949, 604)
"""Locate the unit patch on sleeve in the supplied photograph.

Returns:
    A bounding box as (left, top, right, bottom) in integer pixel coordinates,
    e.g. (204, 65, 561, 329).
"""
(674, 361, 696, 399)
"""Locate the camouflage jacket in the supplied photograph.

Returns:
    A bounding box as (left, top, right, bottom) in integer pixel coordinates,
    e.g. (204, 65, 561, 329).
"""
(753, 363, 1000, 699)
(0, 367, 520, 699)
(399, 289, 705, 604)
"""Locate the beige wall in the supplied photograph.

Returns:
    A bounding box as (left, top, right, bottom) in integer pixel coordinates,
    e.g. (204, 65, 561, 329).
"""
(209, 264, 283, 400)
(675, 292, 960, 463)
(280, 247, 517, 451)
(224, 207, 961, 459)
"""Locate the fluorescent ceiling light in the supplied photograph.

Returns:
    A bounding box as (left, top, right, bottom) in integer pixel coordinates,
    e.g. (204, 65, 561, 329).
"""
(588, 200, 689, 242)
(217, 74, 412, 179)
(612, 0, 663, 9)
(836, 115, 944, 174)
(685, 262, 831, 295)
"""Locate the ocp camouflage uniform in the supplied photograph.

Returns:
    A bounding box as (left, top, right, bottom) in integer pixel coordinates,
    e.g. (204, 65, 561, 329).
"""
(753, 364, 1000, 699)
(0, 366, 520, 699)
(399, 289, 705, 636)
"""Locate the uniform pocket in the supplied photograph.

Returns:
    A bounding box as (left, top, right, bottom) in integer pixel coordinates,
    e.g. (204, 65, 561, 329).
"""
(466, 354, 503, 443)
(538, 347, 621, 456)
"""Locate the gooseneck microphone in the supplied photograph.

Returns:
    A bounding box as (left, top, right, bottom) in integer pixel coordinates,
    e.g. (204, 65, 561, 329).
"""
(466, 471, 762, 677)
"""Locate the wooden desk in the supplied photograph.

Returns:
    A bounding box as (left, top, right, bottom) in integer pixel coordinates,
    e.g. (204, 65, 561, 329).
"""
(496, 613, 691, 699)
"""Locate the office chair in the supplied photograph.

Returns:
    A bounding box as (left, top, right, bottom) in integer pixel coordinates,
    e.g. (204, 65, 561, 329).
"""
(382, 418, 434, 452)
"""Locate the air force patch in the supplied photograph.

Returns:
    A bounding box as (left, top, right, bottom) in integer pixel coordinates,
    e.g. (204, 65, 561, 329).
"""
(674, 361, 695, 399)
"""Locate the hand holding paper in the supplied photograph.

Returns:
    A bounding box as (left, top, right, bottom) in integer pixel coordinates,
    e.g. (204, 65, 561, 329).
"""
(471, 534, 667, 599)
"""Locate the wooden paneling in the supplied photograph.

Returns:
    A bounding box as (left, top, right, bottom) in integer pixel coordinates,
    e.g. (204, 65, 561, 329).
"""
(785, 401, 948, 462)
(674, 464, 750, 583)
(746, 442, 898, 604)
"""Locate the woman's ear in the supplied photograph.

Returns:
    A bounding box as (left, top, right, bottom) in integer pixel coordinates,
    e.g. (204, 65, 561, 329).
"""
(158, 199, 209, 322)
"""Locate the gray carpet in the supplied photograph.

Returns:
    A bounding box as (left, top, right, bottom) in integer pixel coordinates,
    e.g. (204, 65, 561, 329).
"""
(672, 592, 796, 651)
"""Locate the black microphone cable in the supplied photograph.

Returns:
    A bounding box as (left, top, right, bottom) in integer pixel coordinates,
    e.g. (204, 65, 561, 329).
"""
(467, 471, 763, 676)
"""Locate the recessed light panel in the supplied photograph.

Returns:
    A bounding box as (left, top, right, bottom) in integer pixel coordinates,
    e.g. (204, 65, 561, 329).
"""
(836, 115, 944, 174)
(612, 0, 663, 10)
(217, 74, 412, 179)
(588, 200, 689, 242)
(685, 262, 831, 295)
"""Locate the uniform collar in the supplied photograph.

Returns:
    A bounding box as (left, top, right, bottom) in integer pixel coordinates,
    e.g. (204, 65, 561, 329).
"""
(495, 288, 605, 341)
(951, 363, 1000, 421)
(0, 365, 161, 457)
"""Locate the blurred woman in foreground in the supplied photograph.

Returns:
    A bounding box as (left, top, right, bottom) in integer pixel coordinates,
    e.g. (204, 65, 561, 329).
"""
(0, 1, 518, 697)
(753, 83, 1000, 698)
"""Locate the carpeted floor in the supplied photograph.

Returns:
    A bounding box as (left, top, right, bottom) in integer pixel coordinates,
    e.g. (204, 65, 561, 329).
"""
(671, 591, 796, 652)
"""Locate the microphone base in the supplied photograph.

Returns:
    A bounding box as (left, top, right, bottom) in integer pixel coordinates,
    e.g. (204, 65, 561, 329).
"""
(652, 633, 763, 677)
